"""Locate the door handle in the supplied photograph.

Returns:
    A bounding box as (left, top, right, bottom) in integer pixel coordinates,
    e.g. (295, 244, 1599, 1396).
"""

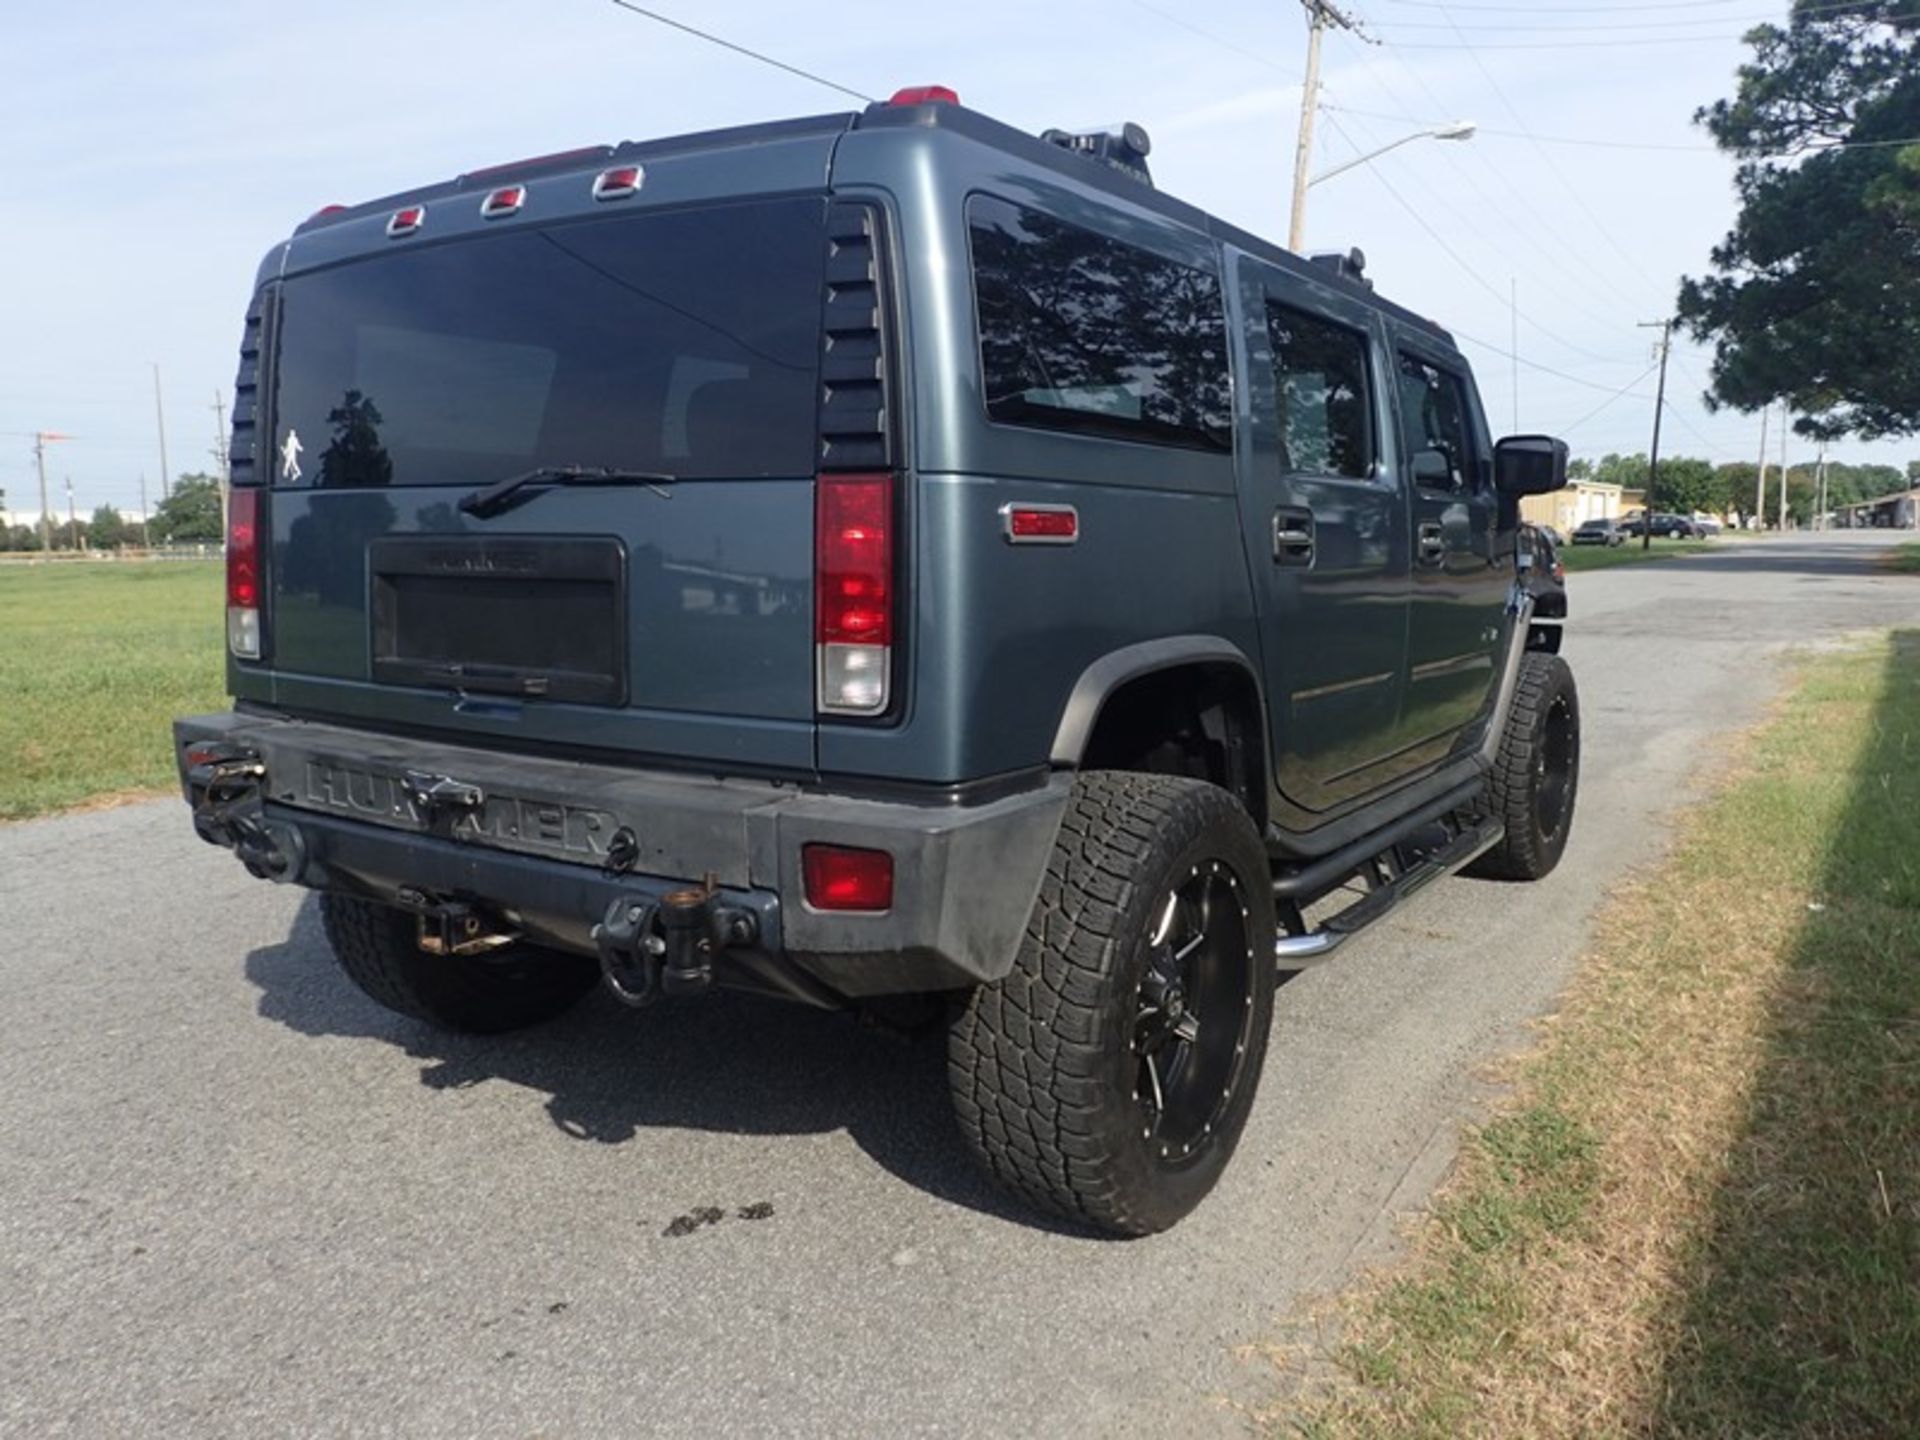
(1273, 507, 1315, 567)
(1416, 522, 1447, 567)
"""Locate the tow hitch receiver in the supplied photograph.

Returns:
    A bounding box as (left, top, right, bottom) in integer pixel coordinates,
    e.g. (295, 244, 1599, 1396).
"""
(395, 886, 520, 957)
(592, 880, 759, 1008)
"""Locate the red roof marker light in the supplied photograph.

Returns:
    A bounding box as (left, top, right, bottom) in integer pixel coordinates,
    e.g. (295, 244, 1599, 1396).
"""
(480, 185, 525, 218)
(888, 85, 960, 107)
(386, 205, 425, 238)
(592, 165, 644, 201)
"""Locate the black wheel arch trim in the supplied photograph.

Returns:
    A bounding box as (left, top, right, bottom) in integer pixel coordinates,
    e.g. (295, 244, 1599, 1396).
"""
(1048, 635, 1271, 768)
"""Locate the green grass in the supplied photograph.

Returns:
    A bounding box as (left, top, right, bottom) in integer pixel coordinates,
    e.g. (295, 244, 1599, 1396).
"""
(0, 561, 225, 819)
(1284, 630, 1920, 1437)
(1558, 536, 1714, 571)
(1887, 541, 1920, 574)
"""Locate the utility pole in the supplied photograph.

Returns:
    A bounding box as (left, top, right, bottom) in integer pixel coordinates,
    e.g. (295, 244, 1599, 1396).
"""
(1637, 318, 1673, 551)
(1753, 404, 1770, 531)
(1779, 407, 1791, 531)
(1816, 445, 1828, 532)
(211, 388, 231, 534)
(152, 363, 171, 501)
(32, 431, 67, 559)
(1288, 0, 1365, 253)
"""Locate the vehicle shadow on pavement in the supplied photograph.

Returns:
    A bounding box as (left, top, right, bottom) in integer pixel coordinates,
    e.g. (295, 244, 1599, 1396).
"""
(244, 895, 1097, 1236)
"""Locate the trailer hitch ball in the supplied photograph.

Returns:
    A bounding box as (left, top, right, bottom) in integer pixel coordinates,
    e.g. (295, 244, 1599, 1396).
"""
(660, 886, 716, 997)
(595, 886, 758, 1006)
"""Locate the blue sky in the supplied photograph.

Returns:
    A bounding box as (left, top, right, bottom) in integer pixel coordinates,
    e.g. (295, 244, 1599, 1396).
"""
(4, 0, 1910, 522)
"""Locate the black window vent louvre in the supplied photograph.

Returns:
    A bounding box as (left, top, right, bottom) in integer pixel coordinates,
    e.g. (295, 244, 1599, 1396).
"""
(228, 285, 276, 487)
(817, 202, 894, 472)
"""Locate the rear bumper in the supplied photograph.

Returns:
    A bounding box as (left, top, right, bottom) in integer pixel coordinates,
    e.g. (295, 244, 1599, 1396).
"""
(174, 711, 1070, 1000)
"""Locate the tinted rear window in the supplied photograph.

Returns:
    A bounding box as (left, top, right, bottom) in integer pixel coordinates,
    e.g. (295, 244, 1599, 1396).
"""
(271, 197, 826, 487)
(968, 195, 1231, 452)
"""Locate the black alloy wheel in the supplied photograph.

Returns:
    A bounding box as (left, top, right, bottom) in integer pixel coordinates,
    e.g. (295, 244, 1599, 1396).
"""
(1133, 861, 1259, 1164)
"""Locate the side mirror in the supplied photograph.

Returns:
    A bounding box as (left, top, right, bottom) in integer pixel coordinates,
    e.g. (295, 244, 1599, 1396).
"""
(1494, 435, 1569, 496)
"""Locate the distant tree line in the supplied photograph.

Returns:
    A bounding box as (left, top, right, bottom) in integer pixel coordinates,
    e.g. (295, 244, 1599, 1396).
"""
(1567, 453, 1917, 527)
(0, 474, 224, 551)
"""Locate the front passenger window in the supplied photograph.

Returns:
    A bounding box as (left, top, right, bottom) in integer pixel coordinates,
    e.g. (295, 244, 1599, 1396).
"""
(1397, 354, 1477, 493)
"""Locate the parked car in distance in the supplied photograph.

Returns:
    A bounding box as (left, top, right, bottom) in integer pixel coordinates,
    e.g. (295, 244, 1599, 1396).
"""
(1661, 513, 1706, 538)
(1689, 515, 1723, 536)
(1572, 518, 1625, 546)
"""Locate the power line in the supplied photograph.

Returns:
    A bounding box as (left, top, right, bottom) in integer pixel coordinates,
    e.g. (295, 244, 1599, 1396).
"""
(1558, 360, 1662, 436)
(1314, 113, 1660, 391)
(1323, 30, 1656, 319)
(1451, 326, 1654, 397)
(603, 1, 874, 104)
(1120, 0, 1662, 344)
(1127, 0, 1289, 70)
(1324, 110, 1637, 364)
(1374, 10, 1803, 32)
(1408, 3, 1671, 296)
(1383, 32, 1779, 49)
(1325, 102, 1920, 152)
(1380, 0, 1869, 14)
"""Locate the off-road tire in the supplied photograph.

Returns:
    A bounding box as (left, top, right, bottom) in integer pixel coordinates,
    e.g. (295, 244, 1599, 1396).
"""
(1470, 651, 1580, 881)
(320, 893, 600, 1034)
(948, 772, 1277, 1236)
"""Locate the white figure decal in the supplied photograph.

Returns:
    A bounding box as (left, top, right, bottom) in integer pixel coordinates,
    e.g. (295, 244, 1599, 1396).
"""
(280, 428, 304, 482)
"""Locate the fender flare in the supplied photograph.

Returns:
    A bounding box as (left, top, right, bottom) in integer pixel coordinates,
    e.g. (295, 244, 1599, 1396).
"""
(1049, 635, 1269, 767)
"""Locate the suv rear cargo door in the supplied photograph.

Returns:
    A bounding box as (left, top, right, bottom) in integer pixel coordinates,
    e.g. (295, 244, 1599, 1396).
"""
(260, 192, 829, 772)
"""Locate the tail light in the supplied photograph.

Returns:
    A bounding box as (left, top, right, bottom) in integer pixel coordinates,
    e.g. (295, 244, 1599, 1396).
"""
(816, 473, 893, 715)
(802, 844, 894, 912)
(226, 486, 262, 660)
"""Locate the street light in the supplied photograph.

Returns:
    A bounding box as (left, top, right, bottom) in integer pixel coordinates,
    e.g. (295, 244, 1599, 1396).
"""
(1309, 121, 1477, 189)
(1291, 121, 1476, 248)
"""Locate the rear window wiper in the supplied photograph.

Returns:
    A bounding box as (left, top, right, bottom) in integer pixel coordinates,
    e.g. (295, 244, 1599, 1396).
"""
(458, 465, 678, 519)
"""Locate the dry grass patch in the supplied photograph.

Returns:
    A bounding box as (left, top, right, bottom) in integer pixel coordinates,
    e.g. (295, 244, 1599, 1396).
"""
(1277, 631, 1920, 1438)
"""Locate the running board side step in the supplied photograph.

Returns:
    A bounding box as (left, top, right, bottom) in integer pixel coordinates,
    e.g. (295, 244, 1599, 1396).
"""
(1274, 816, 1505, 966)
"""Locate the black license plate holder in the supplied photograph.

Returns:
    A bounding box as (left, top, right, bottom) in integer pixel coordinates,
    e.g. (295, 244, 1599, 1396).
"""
(369, 536, 627, 705)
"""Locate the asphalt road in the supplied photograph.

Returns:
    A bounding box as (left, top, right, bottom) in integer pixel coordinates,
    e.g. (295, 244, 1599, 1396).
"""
(4, 532, 1916, 1439)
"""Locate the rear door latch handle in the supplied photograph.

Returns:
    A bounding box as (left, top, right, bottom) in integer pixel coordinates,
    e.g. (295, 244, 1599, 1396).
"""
(1273, 507, 1315, 566)
(1417, 522, 1447, 567)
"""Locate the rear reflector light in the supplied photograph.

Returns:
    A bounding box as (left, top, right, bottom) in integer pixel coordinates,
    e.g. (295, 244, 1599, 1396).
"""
(480, 185, 525, 218)
(592, 165, 643, 201)
(386, 204, 425, 238)
(1004, 504, 1079, 543)
(802, 844, 894, 912)
(226, 487, 261, 660)
(888, 85, 960, 106)
(816, 474, 893, 715)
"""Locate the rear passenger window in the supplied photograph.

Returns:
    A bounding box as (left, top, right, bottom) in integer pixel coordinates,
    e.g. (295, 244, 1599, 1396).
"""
(1397, 354, 1478, 492)
(967, 195, 1231, 452)
(1266, 303, 1374, 479)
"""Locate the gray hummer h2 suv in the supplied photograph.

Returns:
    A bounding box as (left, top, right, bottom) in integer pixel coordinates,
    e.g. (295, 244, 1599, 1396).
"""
(178, 87, 1579, 1236)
